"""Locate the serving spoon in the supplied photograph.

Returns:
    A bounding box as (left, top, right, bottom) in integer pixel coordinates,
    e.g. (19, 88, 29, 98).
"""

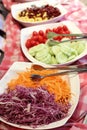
(31, 63, 87, 70)
(30, 67, 87, 81)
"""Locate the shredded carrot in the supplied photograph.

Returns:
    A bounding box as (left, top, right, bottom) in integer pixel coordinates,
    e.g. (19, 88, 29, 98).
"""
(8, 68, 71, 103)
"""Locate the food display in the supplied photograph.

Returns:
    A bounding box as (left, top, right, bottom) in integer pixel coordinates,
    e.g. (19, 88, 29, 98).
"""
(24, 25, 85, 64)
(1, 0, 87, 129)
(11, 1, 67, 27)
(17, 4, 61, 22)
(0, 66, 71, 127)
(28, 41, 85, 64)
(0, 86, 71, 127)
(0, 62, 80, 129)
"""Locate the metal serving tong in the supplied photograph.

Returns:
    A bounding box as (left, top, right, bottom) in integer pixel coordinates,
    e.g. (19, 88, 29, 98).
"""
(52, 33, 87, 37)
(31, 63, 87, 70)
(47, 33, 87, 38)
(58, 33, 87, 43)
(47, 33, 87, 45)
(31, 64, 87, 80)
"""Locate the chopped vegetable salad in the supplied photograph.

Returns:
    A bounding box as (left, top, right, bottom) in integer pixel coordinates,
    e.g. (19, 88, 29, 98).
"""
(0, 67, 72, 127)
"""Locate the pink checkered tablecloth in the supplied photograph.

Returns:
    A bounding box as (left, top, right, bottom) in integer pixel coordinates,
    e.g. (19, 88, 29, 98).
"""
(0, 0, 87, 130)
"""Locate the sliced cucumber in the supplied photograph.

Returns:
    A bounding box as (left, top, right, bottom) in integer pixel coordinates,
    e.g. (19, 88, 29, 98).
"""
(51, 45, 60, 55)
(28, 39, 86, 65)
(35, 50, 49, 60)
(40, 54, 52, 64)
(56, 52, 68, 63)
(76, 43, 85, 54)
(68, 55, 76, 61)
(71, 41, 85, 55)
(59, 43, 77, 57)
(51, 56, 57, 64)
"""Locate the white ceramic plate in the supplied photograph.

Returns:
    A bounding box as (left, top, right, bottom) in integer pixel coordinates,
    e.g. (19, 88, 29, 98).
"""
(11, 0, 67, 27)
(0, 62, 80, 129)
(20, 21, 87, 67)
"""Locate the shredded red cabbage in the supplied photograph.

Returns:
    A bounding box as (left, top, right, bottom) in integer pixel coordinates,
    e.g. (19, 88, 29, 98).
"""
(0, 86, 71, 127)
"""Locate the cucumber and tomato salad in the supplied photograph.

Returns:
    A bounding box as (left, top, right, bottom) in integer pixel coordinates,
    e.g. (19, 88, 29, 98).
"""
(25, 25, 85, 64)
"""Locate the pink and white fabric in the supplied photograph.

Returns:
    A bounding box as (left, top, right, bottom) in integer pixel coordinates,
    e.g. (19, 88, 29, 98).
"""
(0, 0, 87, 130)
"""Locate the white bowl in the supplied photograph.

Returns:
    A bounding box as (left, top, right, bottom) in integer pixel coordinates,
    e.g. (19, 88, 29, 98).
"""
(20, 21, 87, 67)
(0, 61, 80, 129)
(11, 0, 67, 27)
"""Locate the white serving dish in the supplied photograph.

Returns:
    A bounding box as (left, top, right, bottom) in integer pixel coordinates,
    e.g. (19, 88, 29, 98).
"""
(0, 61, 80, 129)
(11, 0, 67, 27)
(20, 21, 87, 67)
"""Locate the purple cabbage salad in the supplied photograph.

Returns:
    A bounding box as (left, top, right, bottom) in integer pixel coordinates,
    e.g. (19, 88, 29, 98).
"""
(0, 86, 71, 127)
